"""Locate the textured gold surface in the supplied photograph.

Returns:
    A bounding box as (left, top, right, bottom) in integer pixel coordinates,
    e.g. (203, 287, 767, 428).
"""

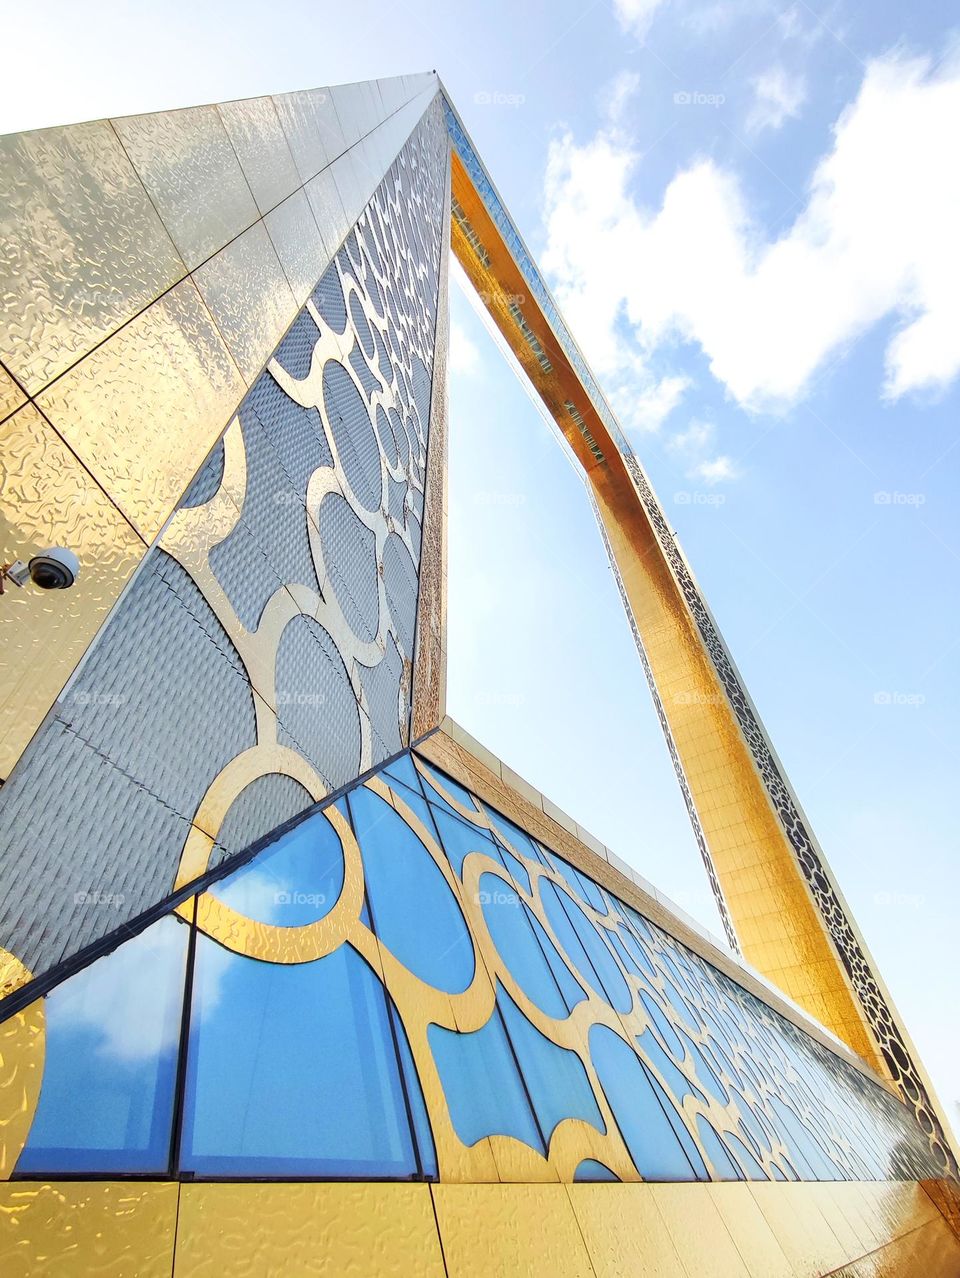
(708, 1183, 794, 1276)
(566, 1183, 687, 1277)
(176, 1182, 445, 1277)
(112, 106, 258, 271)
(0, 1181, 178, 1278)
(0, 365, 26, 423)
(433, 1184, 595, 1278)
(216, 96, 300, 216)
(0, 953, 43, 1178)
(272, 88, 344, 185)
(36, 278, 246, 541)
(194, 222, 296, 383)
(448, 150, 889, 1081)
(0, 1177, 954, 1277)
(0, 403, 146, 775)
(749, 1180, 848, 1275)
(412, 150, 450, 739)
(0, 120, 186, 396)
(650, 1182, 751, 1276)
(264, 189, 331, 304)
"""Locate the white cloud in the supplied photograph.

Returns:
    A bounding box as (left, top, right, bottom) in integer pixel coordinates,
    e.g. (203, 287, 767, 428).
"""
(450, 321, 481, 376)
(543, 50, 960, 412)
(747, 66, 807, 133)
(602, 70, 641, 124)
(691, 455, 738, 483)
(667, 419, 738, 483)
(613, 0, 668, 39)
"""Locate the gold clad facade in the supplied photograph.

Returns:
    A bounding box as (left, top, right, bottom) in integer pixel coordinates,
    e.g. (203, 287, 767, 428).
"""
(0, 72, 957, 1278)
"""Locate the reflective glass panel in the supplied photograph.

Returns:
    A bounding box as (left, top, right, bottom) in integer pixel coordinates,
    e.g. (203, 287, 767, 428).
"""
(574, 1159, 619, 1181)
(207, 812, 344, 926)
(540, 880, 632, 1013)
(479, 871, 569, 1019)
(498, 987, 604, 1144)
(17, 915, 188, 1174)
(417, 759, 478, 814)
(431, 804, 499, 877)
(181, 937, 417, 1176)
(428, 1009, 543, 1152)
(589, 1025, 698, 1181)
(381, 751, 425, 798)
(350, 787, 475, 994)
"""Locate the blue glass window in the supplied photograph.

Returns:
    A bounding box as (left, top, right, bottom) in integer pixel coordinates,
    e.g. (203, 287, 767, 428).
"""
(613, 923, 658, 980)
(589, 1025, 699, 1181)
(482, 804, 542, 863)
(417, 760, 477, 814)
(390, 1003, 437, 1179)
(550, 853, 607, 914)
(574, 1159, 619, 1181)
(638, 990, 686, 1060)
(428, 1011, 542, 1152)
(181, 937, 418, 1176)
(540, 880, 632, 1013)
(493, 842, 532, 895)
(207, 812, 344, 926)
(695, 1115, 743, 1180)
(17, 915, 188, 1174)
(636, 1030, 707, 1108)
(498, 988, 604, 1144)
(431, 804, 498, 877)
(350, 787, 475, 994)
(380, 751, 424, 798)
(479, 871, 569, 1019)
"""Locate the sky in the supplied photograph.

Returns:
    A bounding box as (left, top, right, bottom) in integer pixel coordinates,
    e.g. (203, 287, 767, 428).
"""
(4, 0, 959, 1136)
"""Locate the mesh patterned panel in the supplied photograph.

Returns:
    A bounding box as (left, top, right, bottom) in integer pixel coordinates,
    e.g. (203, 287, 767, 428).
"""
(317, 492, 380, 643)
(275, 615, 362, 790)
(0, 95, 449, 992)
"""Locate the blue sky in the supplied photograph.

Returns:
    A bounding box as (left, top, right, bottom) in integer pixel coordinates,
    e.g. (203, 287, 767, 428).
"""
(5, 1, 959, 1134)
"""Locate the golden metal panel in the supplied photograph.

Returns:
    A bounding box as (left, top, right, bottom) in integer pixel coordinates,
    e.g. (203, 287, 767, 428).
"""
(432, 1184, 595, 1278)
(194, 222, 297, 383)
(0, 364, 26, 423)
(175, 1182, 445, 1277)
(112, 106, 259, 271)
(0, 120, 185, 395)
(265, 189, 331, 305)
(216, 96, 300, 216)
(0, 1181, 178, 1278)
(304, 164, 350, 257)
(272, 89, 344, 185)
(36, 278, 246, 542)
(648, 1183, 750, 1277)
(844, 1217, 960, 1277)
(412, 153, 449, 739)
(566, 1184, 686, 1277)
(0, 952, 43, 1175)
(706, 1183, 793, 1278)
(0, 404, 146, 775)
(748, 1181, 849, 1276)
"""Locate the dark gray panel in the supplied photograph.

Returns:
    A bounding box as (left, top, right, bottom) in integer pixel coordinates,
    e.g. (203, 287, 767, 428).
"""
(311, 268, 347, 333)
(358, 634, 405, 759)
(321, 360, 383, 512)
(275, 614, 361, 790)
(211, 772, 315, 868)
(317, 492, 379, 643)
(180, 439, 225, 508)
(209, 405, 321, 629)
(382, 532, 419, 658)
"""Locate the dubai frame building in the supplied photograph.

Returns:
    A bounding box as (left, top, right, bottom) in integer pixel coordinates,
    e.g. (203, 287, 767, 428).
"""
(0, 72, 958, 1276)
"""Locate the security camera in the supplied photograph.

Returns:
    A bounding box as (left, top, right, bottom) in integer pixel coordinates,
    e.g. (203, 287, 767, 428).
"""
(1, 547, 80, 593)
(29, 547, 80, 590)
